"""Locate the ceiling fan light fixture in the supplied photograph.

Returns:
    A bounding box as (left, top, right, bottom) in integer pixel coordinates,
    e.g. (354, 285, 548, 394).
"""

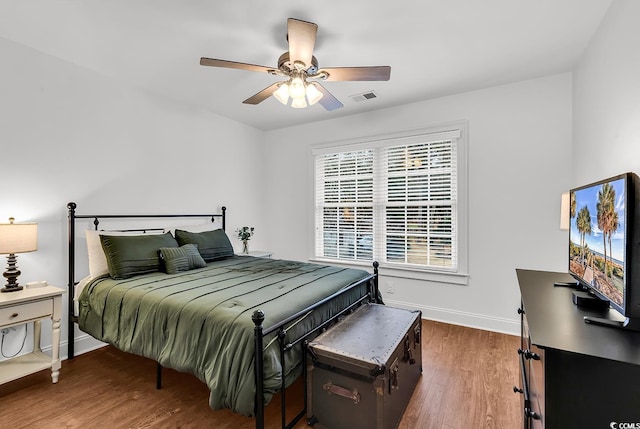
(306, 82, 323, 106)
(273, 83, 290, 105)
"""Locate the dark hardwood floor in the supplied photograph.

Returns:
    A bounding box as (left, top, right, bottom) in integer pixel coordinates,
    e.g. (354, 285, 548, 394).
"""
(0, 320, 521, 429)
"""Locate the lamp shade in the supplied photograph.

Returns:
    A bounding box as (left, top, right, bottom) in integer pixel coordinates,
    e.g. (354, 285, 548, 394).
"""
(306, 82, 323, 106)
(273, 83, 290, 105)
(560, 192, 570, 231)
(288, 76, 306, 100)
(0, 219, 38, 254)
(291, 97, 307, 109)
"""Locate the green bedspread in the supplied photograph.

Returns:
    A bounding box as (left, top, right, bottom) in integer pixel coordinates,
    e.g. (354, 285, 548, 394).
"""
(78, 256, 372, 416)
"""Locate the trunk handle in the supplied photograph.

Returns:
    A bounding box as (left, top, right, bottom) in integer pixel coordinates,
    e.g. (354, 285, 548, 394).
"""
(323, 381, 361, 404)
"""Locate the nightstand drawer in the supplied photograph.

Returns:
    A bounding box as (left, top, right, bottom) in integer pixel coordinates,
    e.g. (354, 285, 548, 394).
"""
(0, 299, 52, 326)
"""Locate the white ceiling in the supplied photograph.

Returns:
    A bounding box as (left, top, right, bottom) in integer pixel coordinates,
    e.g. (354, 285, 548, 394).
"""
(0, 1, 612, 131)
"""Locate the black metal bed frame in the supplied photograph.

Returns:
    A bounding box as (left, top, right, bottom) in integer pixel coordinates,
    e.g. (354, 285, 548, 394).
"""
(67, 202, 380, 429)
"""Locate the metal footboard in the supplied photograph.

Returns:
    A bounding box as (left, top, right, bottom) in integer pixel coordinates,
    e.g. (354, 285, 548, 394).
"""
(252, 262, 380, 429)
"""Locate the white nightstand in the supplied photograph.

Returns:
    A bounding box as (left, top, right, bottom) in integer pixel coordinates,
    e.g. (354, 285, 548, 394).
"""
(239, 251, 273, 258)
(0, 285, 63, 385)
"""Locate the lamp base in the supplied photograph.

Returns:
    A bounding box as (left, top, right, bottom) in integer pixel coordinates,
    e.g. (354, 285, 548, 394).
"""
(3, 253, 23, 293)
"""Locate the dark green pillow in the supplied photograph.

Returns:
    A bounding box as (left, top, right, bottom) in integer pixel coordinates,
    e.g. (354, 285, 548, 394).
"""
(174, 228, 234, 262)
(100, 232, 179, 279)
(159, 244, 207, 274)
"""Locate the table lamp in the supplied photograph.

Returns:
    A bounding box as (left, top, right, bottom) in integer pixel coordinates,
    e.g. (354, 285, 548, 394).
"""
(0, 217, 38, 292)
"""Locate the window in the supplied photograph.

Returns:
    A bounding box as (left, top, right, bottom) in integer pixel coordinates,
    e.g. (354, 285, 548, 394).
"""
(313, 123, 467, 279)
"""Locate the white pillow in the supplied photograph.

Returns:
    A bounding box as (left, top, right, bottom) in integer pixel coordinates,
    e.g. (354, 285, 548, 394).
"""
(86, 230, 118, 279)
(163, 223, 217, 235)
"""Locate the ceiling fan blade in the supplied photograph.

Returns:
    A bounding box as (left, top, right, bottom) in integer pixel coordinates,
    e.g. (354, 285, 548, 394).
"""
(242, 82, 281, 105)
(200, 58, 274, 74)
(319, 66, 391, 81)
(314, 83, 344, 111)
(287, 18, 317, 69)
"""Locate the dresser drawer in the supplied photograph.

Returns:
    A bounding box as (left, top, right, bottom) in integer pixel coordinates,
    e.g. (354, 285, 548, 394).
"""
(0, 299, 52, 326)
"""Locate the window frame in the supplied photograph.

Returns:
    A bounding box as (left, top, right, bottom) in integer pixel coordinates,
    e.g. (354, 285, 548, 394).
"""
(310, 121, 469, 285)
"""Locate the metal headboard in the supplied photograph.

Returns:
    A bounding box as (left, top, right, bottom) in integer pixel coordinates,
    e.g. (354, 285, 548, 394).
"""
(66, 201, 226, 359)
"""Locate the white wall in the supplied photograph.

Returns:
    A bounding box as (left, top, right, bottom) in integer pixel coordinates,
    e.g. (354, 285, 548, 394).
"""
(264, 73, 573, 334)
(0, 38, 266, 358)
(1, 14, 589, 358)
(573, 0, 640, 185)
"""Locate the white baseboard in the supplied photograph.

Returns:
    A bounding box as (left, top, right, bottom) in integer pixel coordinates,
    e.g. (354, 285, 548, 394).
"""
(5, 333, 106, 364)
(383, 298, 520, 336)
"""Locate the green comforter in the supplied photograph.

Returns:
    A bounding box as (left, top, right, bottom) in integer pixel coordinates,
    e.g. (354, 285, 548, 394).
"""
(78, 256, 371, 416)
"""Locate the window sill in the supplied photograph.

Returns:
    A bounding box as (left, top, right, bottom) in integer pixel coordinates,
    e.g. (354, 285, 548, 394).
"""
(308, 258, 469, 286)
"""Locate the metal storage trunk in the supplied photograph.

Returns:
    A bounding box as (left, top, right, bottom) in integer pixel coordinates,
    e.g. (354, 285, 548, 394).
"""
(307, 303, 422, 429)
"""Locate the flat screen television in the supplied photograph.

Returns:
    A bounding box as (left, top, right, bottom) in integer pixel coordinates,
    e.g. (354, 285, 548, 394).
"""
(568, 172, 640, 331)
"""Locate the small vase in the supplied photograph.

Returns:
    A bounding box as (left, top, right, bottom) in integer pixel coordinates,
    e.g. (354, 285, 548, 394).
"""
(242, 240, 249, 254)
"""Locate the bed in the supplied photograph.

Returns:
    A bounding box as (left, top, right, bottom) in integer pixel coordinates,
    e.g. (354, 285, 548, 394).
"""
(66, 202, 379, 429)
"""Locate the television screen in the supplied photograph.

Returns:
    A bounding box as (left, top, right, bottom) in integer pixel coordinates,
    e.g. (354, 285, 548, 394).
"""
(569, 174, 628, 313)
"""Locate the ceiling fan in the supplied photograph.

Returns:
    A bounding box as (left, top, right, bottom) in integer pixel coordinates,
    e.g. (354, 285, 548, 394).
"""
(199, 18, 391, 111)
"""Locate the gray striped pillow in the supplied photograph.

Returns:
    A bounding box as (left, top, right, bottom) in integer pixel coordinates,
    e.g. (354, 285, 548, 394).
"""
(174, 229, 234, 262)
(160, 244, 207, 274)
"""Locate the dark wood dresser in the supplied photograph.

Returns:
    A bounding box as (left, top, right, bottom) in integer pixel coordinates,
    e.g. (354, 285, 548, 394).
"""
(516, 269, 640, 429)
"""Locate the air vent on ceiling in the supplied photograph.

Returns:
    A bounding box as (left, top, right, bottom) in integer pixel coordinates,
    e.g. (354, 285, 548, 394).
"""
(350, 91, 378, 102)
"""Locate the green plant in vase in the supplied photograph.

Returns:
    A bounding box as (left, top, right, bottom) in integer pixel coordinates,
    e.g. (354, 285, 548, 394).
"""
(236, 226, 255, 254)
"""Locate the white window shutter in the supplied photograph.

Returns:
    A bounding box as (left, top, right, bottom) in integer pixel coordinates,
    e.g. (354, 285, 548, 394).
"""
(315, 127, 461, 272)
